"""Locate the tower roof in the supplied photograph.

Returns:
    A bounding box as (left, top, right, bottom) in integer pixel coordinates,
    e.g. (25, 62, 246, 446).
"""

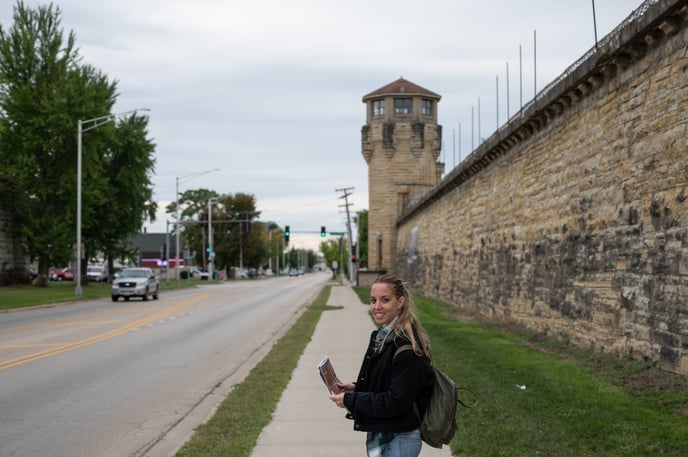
(363, 77, 441, 102)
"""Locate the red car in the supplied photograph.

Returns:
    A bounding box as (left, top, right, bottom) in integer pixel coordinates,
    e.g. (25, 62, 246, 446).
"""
(50, 267, 74, 281)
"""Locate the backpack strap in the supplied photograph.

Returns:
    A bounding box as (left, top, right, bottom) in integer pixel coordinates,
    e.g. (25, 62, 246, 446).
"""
(393, 344, 414, 360)
(457, 387, 478, 408)
(393, 344, 421, 420)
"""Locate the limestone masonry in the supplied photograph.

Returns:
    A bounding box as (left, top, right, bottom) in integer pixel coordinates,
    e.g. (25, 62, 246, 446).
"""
(366, 0, 688, 375)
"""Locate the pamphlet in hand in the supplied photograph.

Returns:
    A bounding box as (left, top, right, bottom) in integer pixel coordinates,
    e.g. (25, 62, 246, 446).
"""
(317, 356, 344, 394)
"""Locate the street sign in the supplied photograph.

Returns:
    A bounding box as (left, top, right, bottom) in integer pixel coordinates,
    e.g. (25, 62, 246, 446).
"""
(329, 232, 345, 236)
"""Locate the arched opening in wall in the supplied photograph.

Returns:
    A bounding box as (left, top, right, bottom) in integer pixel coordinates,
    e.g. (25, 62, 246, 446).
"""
(398, 192, 409, 216)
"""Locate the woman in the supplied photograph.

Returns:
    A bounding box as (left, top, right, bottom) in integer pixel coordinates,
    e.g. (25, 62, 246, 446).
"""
(329, 274, 435, 457)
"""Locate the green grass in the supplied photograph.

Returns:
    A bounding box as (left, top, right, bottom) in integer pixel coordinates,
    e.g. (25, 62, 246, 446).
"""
(175, 285, 336, 457)
(353, 286, 688, 456)
(417, 296, 688, 457)
(0, 277, 205, 310)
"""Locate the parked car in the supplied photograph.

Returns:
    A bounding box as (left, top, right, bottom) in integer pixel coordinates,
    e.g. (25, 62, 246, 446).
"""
(86, 265, 108, 282)
(188, 267, 209, 280)
(111, 267, 159, 302)
(50, 267, 74, 281)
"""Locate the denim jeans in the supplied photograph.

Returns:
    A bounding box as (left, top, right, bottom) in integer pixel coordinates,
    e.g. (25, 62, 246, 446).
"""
(382, 429, 422, 457)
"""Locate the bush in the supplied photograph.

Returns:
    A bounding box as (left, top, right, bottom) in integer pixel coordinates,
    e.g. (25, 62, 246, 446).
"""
(0, 267, 33, 286)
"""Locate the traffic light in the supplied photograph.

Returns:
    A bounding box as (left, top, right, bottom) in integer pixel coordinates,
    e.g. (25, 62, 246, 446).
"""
(351, 243, 357, 263)
(206, 246, 210, 253)
(284, 225, 290, 245)
(320, 226, 326, 237)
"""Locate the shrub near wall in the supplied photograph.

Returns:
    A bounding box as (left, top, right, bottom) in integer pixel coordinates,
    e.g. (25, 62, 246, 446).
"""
(0, 173, 28, 285)
(396, 2, 688, 374)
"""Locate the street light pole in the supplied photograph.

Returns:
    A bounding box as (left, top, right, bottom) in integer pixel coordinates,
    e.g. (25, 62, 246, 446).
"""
(175, 169, 220, 285)
(75, 108, 149, 296)
(175, 176, 180, 285)
(208, 197, 217, 280)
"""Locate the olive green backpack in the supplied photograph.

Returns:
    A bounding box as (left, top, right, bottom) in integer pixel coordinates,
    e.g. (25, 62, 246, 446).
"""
(394, 344, 477, 449)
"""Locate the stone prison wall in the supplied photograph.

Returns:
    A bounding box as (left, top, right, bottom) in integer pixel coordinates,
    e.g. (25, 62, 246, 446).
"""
(395, 0, 688, 374)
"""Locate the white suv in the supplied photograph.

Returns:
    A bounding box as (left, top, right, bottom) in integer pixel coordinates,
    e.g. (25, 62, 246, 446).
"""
(111, 267, 160, 302)
(87, 265, 108, 282)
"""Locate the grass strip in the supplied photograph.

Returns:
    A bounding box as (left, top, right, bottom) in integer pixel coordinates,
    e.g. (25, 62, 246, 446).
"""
(0, 278, 207, 310)
(0, 282, 113, 309)
(175, 284, 334, 457)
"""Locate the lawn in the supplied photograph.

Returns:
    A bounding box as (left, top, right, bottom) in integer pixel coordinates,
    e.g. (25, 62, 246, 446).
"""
(0, 277, 204, 310)
(418, 296, 688, 457)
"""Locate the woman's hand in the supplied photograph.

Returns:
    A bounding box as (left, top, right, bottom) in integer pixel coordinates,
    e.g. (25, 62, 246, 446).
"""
(336, 381, 355, 392)
(329, 381, 355, 408)
(329, 392, 346, 408)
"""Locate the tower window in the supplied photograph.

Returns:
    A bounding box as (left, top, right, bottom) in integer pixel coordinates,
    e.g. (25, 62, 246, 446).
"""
(394, 98, 412, 114)
(372, 99, 385, 117)
(398, 192, 409, 214)
(422, 99, 433, 116)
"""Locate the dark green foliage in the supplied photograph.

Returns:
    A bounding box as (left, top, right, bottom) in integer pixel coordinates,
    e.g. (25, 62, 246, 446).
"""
(0, 2, 156, 282)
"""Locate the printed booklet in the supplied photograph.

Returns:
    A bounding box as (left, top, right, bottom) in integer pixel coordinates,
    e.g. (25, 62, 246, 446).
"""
(317, 356, 343, 394)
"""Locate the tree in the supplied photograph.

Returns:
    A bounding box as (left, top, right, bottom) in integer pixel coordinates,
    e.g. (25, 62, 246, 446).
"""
(0, 2, 82, 284)
(284, 247, 317, 272)
(167, 191, 266, 273)
(166, 188, 219, 267)
(96, 114, 157, 276)
(263, 221, 284, 273)
(0, 2, 156, 285)
(213, 193, 265, 272)
(320, 237, 348, 277)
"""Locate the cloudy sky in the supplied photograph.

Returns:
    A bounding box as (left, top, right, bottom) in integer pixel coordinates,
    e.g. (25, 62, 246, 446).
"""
(1, 0, 643, 249)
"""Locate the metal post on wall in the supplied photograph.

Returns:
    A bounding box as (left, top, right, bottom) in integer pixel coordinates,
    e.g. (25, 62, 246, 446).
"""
(592, 0, 599, 51)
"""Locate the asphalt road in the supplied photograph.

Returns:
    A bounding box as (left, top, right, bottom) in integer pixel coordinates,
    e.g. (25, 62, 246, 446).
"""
(0, 272, 329, 457)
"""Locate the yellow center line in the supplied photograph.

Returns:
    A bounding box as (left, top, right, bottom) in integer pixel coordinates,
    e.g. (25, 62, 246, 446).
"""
(0, 293, 210, 372)
(0, 305, 146, 334)
(0, 343, 70, 349)
(33, 320, 131, 327)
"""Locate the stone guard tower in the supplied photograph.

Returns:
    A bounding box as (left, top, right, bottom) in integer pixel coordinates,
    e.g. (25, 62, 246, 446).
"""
(361, 78, 443, 274)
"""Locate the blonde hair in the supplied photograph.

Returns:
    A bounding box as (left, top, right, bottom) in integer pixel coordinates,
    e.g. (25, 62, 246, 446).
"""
(373, 274, 433, 364)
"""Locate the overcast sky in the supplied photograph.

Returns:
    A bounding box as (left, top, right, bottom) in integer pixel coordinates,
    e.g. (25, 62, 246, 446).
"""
(1, 0, 643, 249)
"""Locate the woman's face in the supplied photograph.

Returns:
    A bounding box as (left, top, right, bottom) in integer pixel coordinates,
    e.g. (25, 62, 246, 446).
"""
(370, 283, 404, 326)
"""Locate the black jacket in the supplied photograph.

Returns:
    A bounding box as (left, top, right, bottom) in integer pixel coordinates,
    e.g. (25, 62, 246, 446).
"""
(343, 330, 434, 433)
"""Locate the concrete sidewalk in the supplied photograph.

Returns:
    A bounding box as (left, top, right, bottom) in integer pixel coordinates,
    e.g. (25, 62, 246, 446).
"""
(249, 283, 453, 457)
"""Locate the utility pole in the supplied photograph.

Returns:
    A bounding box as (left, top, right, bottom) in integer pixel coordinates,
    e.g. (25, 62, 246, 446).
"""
(336, 187, 355, 284)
